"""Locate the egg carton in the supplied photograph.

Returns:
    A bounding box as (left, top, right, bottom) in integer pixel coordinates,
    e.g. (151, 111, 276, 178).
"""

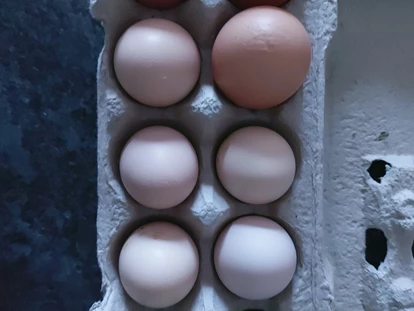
(89, 0, 337, 310)
(323, 0, 414, 309)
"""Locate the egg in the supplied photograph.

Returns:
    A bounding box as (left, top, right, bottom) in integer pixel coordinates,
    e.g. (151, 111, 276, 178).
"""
(114, 19, 200, 107)
(216, 126, 296, 204)
(214, 216, 297, 300)
(212, 6, 311, 109)
(120, 126, 199, 209)
(136, 0, 186, 10)
(228, 0, 289, 10)
(119, 221, 199, 308)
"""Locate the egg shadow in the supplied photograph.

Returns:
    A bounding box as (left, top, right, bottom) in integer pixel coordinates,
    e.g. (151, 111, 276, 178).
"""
(227, 0, 292, 11)
(178, 0, 237, 49)
(284, 0, 305, 23)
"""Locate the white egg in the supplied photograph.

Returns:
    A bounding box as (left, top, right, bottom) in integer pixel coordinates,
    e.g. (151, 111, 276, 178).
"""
(216, 126, 296, 204)
(214, 216, 297, 300)
(119, 222, 199, 308)
(119, 126, 199, 209)
(114, 18, 200, 107)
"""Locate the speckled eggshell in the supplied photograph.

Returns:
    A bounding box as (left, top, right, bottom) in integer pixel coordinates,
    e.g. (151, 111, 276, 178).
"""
(212, 6, 311, 109)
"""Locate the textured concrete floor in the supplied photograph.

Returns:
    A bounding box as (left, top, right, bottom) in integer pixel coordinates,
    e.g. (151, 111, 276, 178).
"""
(0, 1, 103, 310)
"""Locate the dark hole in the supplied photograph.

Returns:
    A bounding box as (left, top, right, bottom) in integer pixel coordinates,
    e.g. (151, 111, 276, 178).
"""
(367, 160, 391, 183)
(412, 240, 414, 258)
(365, 228, 387, 269)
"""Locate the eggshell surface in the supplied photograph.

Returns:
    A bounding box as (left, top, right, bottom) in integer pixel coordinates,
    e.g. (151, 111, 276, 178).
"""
(119, 222, 199, 308)
(136, 0, 186, 10)
(120, 126, 199, 209)
(216, 126, 296, 204)
(212, 6, 311, 109)
(114, 19, 200, 107)
(228, 0, 289, 10)
(214, 216, 297, 300)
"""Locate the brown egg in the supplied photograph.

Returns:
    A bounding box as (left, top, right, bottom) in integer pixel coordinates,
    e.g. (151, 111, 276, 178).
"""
(228, 0, 289, 10)
(212, 6, 311, 110)
(136, 0, 186, 10)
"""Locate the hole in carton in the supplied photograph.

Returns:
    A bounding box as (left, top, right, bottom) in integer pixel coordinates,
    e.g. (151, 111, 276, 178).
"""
(412, 240, 414, 258)
(367, 160, 391, 183)
(365, 228, 387, 269)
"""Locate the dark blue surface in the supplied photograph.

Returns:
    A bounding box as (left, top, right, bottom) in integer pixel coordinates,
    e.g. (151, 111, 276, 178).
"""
(0, 1, 103, 310)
